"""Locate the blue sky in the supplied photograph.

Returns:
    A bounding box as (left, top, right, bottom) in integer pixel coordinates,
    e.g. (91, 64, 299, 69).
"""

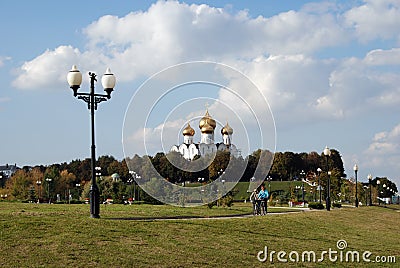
(1, 0, 400, 188)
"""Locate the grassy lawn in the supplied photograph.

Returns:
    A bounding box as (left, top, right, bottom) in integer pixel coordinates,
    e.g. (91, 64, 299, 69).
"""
(0, 202, 399, 267)
(232, 181, 303, 201)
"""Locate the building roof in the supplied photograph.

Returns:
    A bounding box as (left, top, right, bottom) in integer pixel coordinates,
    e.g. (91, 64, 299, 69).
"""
(0, 164, 18, 172)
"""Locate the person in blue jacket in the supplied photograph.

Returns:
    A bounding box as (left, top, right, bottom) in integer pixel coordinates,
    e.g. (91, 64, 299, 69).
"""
(258, 185, 269, 200)
(257, 185, 269, 213)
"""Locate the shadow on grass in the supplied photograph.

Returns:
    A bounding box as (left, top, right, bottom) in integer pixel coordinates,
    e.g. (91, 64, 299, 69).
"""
(105, 210, 304, 221)
(376, 205, 400, 211)
(106, 213, 252, 221)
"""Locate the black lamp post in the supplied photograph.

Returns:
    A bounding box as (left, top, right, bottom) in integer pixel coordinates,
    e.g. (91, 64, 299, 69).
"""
(127, 177, 133, 202)
(267, 176, 272, 195)
(323, 146, 331, 211)
(36, 180, 42, 202)
(317, 168, 322, 203)
(376, 180, 380, 205)
(300, 170, 305, 202)
(76, 183, 81, 201)
(363, 185, 368, 205)
(129, 171, 141, 203)
(354, 164, 358, 207)
(45, 178, 52, 203)
(67, 65, 116, 218)
(368, 174, 373, 206)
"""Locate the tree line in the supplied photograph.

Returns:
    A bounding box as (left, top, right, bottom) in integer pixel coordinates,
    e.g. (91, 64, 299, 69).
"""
(0, 148, 397, 203)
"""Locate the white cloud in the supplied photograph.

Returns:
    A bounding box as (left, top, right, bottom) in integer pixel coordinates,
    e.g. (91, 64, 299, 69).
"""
(17, 1, 400, 120)
(344, 0, 400, 42)
(366, 123, 400, 159)
(13, 1, 349, 90)
(361, 123, 400, 186)
(364, 48, 400, 65)
(12, 46, 82, 90)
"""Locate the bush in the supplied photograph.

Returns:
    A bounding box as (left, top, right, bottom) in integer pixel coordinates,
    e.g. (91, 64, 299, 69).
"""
(220, 195, 234, 207)
(333, 202, 342, 208)
(207, 201, 217, 209)
(69, 199, 83, 204)
(308, 202, 324, 209)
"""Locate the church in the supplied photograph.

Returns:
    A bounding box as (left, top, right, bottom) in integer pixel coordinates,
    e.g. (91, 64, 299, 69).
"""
(170, 109, 239, 160)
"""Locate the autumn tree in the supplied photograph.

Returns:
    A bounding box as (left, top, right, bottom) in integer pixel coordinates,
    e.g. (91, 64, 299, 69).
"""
(6, 170, 32, 200)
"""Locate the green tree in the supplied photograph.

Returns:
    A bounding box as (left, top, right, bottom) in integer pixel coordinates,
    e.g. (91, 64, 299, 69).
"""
(97, 155, 116, 171)
(374, 177, 397, 198)
(6, 170, 31, 200)
(208, 151, 230, 180)
(44, 166, 60, 201)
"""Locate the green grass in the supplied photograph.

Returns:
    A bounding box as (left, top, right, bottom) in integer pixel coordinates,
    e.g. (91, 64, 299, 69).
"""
(232, 181, 302, 201)
(0, 202, 399, 267)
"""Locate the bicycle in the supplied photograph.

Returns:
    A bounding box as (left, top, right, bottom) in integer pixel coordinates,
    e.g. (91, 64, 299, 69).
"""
(253, 199, 267, 216)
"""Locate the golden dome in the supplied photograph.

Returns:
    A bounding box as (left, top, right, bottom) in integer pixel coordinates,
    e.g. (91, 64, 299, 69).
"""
(201, 122, 214, 133)
(221, 122, 233, 135)
(199, 110, 216, 130)
(182, 123, 195, 136)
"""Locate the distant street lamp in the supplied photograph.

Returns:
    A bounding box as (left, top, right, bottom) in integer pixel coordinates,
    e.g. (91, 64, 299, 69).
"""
(353, 164, 359, 208)
(300, 170, 305, 202)
(36, 180, 42, 202)
(127, 177, 134, 202)
(377, 180, 381, 205)
(295, 185, 301, 201)
(363, 185, 368, 205)
(67, 65, 116, 218)
(267, 176, 272, 195)
(218, 169, 225, 180)
(317, 167, 322, 203)
(323, 146, 331, 211)
(368, 174, 373, 206)
(76, 183, 81, 201)
(95, 167, 102, 178)
(46, 178, 52, 203)
(129, 171, 141, 203)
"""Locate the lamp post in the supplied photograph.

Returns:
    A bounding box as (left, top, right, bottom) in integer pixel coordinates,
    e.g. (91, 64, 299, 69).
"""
(67, 65, 116, 218)
(323, 146, 331, 211)
(129, 171, 136, 202)
(95, 167, 102, 178)
(317, 168, 322, 203)
(363, 185, 368, 205)
(353, 164, 358, 207)
(294, 185, 300, 200)
(45, 178, 52, 203)
(377, 180, 380, 205)
(127, 177, 134, 203)
(129, 171, 141, 203)
(383, 183, 387, 204)
(267, 176, 272, 196)
(368, 174, 373, 206)
(36, 180, 42, 203)
(300, 170, 305, 202)
(76, 183, 81, 201)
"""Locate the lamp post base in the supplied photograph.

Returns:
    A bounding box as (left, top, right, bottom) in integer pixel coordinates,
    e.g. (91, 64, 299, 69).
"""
(90, 184, 100, 218)
(355, 197, 359, 208)
(326, 197, 331, 211)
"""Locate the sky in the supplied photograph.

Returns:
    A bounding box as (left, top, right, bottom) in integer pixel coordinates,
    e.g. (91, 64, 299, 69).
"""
(1, 0, 400, 188)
